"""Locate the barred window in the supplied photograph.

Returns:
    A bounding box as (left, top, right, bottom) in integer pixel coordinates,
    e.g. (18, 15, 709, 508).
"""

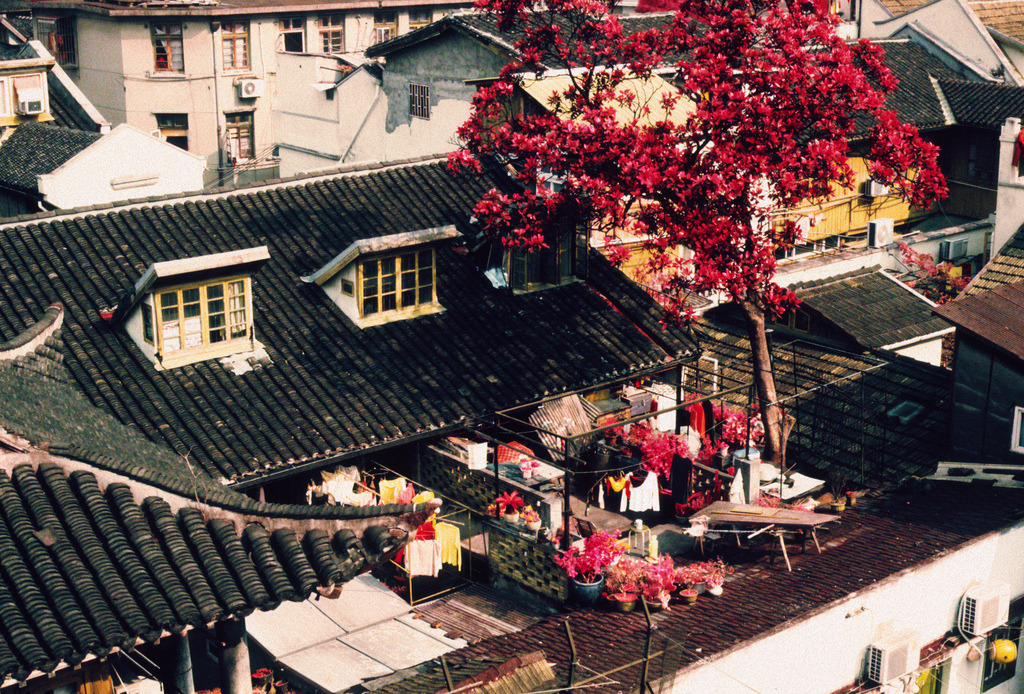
(409, 83, 429, 119)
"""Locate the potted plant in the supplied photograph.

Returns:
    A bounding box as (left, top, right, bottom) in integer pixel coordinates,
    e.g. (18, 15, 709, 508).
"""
(639, 554, 682, 610)
(519, 460, 541, 479)
(522, 505, 542, 532)
(554, 529, 627, 605)
(495, 491, 525, 523)
(602, 556, 644, 612)
(674, 562, 708, 605)
(826, 472, 848, 512)
(703, 558, 734, 596)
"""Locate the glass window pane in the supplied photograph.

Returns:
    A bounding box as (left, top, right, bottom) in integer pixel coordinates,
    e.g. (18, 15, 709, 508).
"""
(401, 289, 415, 306)
(382, 294, 397, 311)
(363, 297, 378, 315)
(418, 285, 432, 303)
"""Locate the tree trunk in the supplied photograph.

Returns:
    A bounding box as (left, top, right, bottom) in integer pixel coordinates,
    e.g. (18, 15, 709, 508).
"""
(739, 298, 784, 466)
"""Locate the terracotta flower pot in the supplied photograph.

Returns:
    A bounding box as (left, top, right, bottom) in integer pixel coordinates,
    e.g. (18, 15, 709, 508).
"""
(680, 589, 698, 604)
(503, 512, 520, 524)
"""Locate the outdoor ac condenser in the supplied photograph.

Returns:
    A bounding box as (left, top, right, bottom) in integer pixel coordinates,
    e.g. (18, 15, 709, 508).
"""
(865, 630, 922, 685)
(867, 218, 894, 248)
(960, 584, 1010, 636)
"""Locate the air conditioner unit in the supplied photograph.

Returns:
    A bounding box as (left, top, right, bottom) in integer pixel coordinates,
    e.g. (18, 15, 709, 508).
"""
(960, 584, 1010, 636)
(866, 179, 890, 198)
(938, 238, 969, 262)
(15, 89, 44, 116)
(865, 630, 922, 685)
(867, 217, 894, 248)
(236, 78, 264, 99)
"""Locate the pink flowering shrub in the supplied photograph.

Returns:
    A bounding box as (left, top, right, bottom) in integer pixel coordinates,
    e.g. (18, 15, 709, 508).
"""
(554, 529, 627, 583)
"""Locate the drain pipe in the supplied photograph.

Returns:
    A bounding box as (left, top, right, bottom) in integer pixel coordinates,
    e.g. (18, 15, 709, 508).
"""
(210, 21, 224, 182)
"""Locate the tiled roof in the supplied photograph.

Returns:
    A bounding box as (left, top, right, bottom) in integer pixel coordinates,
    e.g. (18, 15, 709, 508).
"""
(0, 123, 100, 195)
(938, 78, 1024, 129)
(971, 0, 1024, 43)
(934, 280, 1024, 361)
(860, 40, 963, 134)
(0, 305, 441, 684)
(0, 455, 434, 683)
(437, 482, 1024, 694)
(964, 226, 1024, 295)
(790, 266, 951, 349)
(46, 73, 106, 132)
(366, 11, 674, 60)
(877, 0, 1024, 44)
(0, 159, 697, 483)
(695, 321, 952, 485)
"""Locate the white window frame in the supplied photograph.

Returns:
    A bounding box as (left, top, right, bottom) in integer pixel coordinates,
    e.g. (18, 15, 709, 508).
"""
(1012, 406, 1024, 454)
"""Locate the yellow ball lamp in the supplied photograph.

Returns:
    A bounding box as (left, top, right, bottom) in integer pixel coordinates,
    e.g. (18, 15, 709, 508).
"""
(990, 639, 1017, 664)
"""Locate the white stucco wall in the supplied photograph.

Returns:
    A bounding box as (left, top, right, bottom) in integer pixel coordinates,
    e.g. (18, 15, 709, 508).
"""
(994, 118, 1024, 256)
(36, 124, 205, 209)
(891, 334, 946, 365)
(665, 517, 1024, 693)
(274, 56, 386, 175)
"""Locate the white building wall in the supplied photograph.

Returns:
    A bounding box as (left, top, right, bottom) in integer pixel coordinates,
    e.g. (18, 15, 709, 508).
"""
(994, 117, 1024, 256)
(892, 335, 945, 365)
(36, 124, 206, 208)
(274, 55, 386, 175)
(665, 518, 1024, 693)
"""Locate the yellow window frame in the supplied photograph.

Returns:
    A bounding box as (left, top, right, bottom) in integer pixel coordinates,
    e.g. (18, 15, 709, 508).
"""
(358, 249, 436, 319)
(153, 275, 254, 366)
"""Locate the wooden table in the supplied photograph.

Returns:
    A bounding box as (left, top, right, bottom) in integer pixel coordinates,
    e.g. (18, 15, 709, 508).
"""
(498, 460, 564, 490)
(696, 501, 839, 571)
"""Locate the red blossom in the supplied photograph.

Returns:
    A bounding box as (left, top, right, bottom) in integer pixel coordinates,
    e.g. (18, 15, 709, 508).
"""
(452, 0, 947, 466)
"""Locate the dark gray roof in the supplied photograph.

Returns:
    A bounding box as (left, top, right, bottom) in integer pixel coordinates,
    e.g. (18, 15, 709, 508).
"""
(935, 280, 1024, 363)
(939, 78, 1024, 129)
(966, 226, 1024, 295)
(366, 11, 674, 60)
(790, 266, 951, 349)
(0, 158, 697, 483)
(856, 40, 964, 135)
(0, 307, 438, 685)
(0, 123, 100, 195)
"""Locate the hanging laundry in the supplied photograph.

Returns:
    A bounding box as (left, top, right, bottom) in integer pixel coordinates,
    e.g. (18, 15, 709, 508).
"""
(404, 538, 442, 577)
(322, 465, 361, 504)
(395, 482, 416, 505)
(624, 470, 660, 514)
(599, 474, 629, 510)
(688, 402, 706, 440)
(346, 489, 375, 506)
(378, 477, 406, 505)
(436, 522, 461, 569)
(412, 490, 435, 504)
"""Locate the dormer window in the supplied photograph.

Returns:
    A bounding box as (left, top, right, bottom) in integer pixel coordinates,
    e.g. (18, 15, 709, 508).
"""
(506, 231, 574, 291)
(154, 278, 250, 353)
(302, 226, 457, 328)
(112, 247, 269, 370)
(361, 250, 435, 317)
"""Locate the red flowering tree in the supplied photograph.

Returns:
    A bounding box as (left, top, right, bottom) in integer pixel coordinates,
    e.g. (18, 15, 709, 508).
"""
(449, 0, 947, 466)
(897, 241, 969, 304)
